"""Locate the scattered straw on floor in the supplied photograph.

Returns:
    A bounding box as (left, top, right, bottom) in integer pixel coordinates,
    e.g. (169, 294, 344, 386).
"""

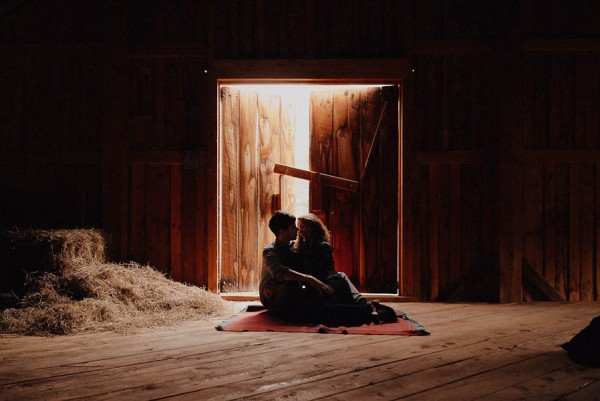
(1, 229, 230, 336)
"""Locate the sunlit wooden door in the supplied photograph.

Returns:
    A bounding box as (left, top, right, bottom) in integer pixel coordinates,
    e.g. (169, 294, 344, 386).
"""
(220, 87, 298, 292)
(310, 86, 399, 293)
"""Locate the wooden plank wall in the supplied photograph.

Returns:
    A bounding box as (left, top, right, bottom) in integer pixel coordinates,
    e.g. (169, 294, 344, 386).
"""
(405, 53, 498, 301)
(125, 54, 209, 285)
(2, 1, 600, 301)
(0, 52, 103, 230)
(518, 52, 600, 301)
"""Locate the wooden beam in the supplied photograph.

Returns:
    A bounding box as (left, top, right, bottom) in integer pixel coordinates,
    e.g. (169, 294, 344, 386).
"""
(521, 39, 600, 53)
(126, 44, 208, 58)
(402, 149, 600, 165)
(410, 39, 493, 55)
(214, 59, 408, 82)
(413, 150, 495, 165)
(273, 163, 359, 192)
(128, 151, 184, 164)
(516, 150, 600, 164)
(0, 152, 101, 164)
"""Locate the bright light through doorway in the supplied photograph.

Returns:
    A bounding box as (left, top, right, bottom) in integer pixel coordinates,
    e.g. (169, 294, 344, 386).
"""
(227, 84, 383, 218)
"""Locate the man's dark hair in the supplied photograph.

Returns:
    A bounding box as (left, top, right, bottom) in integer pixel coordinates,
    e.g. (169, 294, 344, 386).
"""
(268, 210, 296, 236)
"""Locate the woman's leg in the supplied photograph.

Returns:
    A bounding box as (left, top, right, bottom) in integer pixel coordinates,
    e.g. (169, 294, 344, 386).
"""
(332, 272, 365, 304)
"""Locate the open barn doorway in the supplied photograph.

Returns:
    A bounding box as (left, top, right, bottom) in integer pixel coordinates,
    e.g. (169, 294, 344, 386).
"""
(218, 83, 400, 297)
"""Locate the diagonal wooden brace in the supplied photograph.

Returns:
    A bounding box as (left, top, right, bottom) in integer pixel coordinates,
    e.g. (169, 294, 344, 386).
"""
(273, 162, 359, 216)
(273, 163, 359, 192)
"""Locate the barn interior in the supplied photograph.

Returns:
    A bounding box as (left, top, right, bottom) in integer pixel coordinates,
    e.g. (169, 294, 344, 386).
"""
(3, 0, 599, 303)
(2, 1, 600, 399)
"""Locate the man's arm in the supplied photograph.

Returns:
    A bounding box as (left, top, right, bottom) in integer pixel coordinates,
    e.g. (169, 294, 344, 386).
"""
(263, 247, 333, 296)
(281, 269, 334, 296)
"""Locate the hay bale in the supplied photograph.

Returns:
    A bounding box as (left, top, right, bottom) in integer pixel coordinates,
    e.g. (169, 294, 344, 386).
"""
(1, 228, 106, 271)
(1, 229, 106, 296)
(0, 229, 229, 335)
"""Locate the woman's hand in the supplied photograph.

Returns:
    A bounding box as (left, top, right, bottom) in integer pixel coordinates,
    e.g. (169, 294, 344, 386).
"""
(304, 275, 334, 296)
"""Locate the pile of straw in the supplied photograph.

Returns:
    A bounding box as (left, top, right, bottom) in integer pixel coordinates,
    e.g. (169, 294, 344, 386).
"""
(0, 229, 229, 336)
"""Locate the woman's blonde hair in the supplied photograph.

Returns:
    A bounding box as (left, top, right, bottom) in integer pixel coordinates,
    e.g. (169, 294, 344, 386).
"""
(293, 213, 330, 251)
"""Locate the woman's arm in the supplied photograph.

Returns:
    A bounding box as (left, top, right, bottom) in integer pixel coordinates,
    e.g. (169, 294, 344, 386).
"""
(281, 269, 334, 296)
(315, 241, 336, 274)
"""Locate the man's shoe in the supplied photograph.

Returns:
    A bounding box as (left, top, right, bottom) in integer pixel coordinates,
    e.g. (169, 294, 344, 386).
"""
(368, 301, 398, 324)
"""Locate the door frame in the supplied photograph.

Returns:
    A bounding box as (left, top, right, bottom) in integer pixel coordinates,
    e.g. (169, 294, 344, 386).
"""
(207, 59, 409, 295)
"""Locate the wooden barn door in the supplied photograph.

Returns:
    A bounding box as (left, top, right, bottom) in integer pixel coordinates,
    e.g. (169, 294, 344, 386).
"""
(220, 84, 399, 294)
(220, 87, 298, 293)
(310, 86, 399, 293)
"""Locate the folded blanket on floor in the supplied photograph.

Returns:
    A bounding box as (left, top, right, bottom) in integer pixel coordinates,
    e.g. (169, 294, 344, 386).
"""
(216, 304, 430, 335)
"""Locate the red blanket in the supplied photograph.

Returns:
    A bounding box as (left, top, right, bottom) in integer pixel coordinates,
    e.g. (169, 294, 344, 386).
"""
(216, 304, 429, 335)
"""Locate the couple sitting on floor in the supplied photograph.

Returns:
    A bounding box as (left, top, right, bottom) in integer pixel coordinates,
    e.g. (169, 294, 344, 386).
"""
(259, 210, 396, 327)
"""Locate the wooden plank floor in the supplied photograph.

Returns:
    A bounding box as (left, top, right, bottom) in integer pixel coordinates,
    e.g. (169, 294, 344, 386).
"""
(1, 302, 599, 400)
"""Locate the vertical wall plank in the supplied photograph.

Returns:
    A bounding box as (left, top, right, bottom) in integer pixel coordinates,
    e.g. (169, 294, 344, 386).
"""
(580, 163, 595, 300)
(170, 164, 182, 281)
(597, 164, 600, 300)
(497, 34, 523, 302)
(522, 164, 543, 279)
(428, 164, 441, 300)
(181, 167, 196, 285)
(576, 54, 600, 149)
(280, 94, 296, 214)
(568, 164, 581, 301)
(220, 87, 240, 291)
(331, 89, 360, 280)
(358, 88, 382, 290)
(448, 164, 461, 286)
(163, 61, 186, 151)
(459, 165, 474, 285)
(127, 59, 157, 150)
(436, 165, 451, 298)
(554, 164, 569, 297)
(310, 90, 333, 212)
(378, 85, 400, 293)
(543, 163, 557, 293)
(102, 1, 128, 259)
(257, 93, 281, 272)
(523, 54, 549, 149)
(146, 165, 171, 273)
(239, 91, 258, 291)
(155, 60, 165, 150)
(196, 153, 209, 286)
(129, 164, 146, 262)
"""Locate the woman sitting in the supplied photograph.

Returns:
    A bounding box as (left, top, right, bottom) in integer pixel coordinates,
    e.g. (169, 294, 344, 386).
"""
(293, 213, 396, 325)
